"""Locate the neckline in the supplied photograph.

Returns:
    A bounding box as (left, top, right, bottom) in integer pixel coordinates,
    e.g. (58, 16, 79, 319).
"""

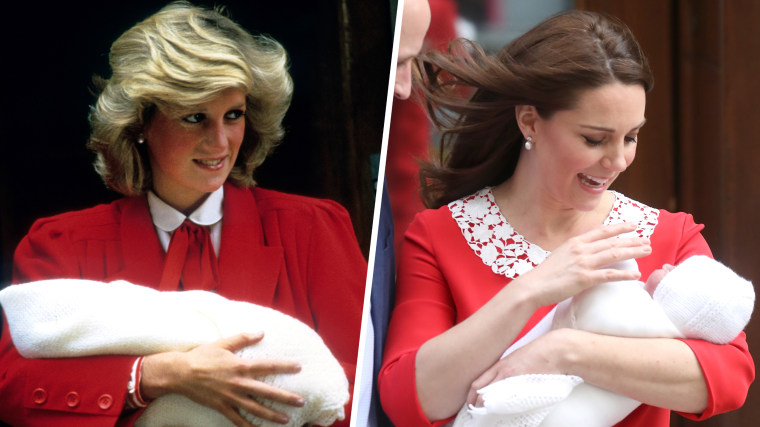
(486, 188, 619, 254)
(148, 186, 224, 232)
(448, 187, 659, 278)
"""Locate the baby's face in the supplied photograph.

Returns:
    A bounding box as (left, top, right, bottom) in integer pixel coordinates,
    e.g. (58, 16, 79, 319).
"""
(645, 264, 676, 296)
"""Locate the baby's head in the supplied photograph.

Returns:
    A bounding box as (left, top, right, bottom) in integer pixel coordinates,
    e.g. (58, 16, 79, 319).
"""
(648, 255, 754, 344)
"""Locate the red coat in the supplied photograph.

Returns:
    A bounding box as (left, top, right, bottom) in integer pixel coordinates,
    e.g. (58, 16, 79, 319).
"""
(0, 183, 366, 427)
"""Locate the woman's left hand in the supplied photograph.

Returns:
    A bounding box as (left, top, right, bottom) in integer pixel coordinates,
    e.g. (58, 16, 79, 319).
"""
(141, 332, 305, 426)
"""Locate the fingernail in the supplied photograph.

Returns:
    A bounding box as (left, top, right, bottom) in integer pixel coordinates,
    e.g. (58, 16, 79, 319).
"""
(296, 397, 305, 406)
(278, 415, 289, 424)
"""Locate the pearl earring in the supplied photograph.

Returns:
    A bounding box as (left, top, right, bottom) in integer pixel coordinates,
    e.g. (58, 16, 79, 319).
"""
(137, 134, 145, 144)
(524, 136, 533, 150)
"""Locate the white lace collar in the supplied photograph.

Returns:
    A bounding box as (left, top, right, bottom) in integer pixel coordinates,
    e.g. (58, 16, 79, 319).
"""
(448, 187, 659, 278)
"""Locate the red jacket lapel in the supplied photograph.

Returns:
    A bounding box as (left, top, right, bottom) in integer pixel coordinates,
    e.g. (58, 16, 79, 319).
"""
(108, 196, 165, 287)
(217, 183, 283, 305)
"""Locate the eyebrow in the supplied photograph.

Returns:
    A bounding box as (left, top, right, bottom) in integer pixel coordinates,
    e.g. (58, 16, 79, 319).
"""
(580, 119, 647, 133)
(186, 102, 246, 113)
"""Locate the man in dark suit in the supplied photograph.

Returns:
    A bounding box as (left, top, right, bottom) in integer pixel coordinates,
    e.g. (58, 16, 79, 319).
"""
(360, 1, 431, 426)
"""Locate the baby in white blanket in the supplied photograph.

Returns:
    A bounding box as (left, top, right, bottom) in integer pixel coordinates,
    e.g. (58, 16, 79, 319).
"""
(0, 280, 349, 427)
(454, 255, 755, 427)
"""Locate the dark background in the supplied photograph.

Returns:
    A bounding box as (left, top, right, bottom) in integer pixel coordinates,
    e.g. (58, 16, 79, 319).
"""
(0, 0, 393, 286)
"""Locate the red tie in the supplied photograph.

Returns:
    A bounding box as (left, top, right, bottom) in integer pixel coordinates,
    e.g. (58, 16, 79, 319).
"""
(159, 220, 220, 291)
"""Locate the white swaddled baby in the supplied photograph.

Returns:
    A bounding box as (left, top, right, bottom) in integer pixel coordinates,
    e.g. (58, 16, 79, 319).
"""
(453, 255, 754, 427)
(0, 279, 349, 427)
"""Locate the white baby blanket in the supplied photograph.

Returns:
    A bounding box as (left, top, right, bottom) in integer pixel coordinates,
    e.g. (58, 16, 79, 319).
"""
(0, 279, 349, 427)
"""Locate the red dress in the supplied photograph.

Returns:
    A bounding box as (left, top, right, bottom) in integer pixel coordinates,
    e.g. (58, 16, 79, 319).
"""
(0, 183, 366, 427)
(378, 188, 754, 426)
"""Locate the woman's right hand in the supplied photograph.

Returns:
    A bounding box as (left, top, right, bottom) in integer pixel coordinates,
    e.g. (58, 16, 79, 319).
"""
(517, 222, 651, 308)
(141, 332, 305, 427)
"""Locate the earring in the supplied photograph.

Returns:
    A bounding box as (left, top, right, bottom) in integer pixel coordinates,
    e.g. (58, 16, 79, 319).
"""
(524, 136, 533, 151)
(137, 134, 145, 144)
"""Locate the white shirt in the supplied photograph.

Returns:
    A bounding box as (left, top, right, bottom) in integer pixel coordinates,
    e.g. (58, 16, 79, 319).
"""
(146, 187, 224, 256)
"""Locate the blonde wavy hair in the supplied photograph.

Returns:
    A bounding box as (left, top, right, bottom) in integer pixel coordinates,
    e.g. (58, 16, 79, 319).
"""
(88, 1, 293, 195)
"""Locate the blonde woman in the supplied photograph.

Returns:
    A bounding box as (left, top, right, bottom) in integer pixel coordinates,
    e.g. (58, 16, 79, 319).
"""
(0, 2, 365, 426)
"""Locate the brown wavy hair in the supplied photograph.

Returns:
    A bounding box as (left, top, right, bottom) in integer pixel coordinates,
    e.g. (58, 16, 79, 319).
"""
(416, 10, 653, 208)
(88, 1, 293, 196)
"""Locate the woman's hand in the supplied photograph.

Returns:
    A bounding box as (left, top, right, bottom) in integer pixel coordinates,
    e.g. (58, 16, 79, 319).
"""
(466, 328, 571, 406)
(518, 222, 651, 308)
(141, 332, 305, 427)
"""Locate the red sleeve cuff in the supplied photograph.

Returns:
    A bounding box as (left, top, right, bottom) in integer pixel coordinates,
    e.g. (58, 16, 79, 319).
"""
(677, 333, 754, 420)
(379, 349, 455, 427)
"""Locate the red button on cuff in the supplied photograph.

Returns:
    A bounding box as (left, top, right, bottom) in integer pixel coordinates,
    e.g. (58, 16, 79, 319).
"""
(98, 394, 114, 410)
(65, 391, 81, 408)
(32, 388, 48, 405)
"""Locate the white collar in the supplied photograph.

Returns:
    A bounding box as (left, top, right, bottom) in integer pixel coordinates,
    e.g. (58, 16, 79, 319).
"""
(448, 187, 659, 278)
(147, 186, 224, 233)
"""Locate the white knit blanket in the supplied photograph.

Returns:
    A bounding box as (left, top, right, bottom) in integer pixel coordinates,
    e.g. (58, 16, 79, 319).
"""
(0, 279, 349, 427)
(453, 256, 754, 427)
